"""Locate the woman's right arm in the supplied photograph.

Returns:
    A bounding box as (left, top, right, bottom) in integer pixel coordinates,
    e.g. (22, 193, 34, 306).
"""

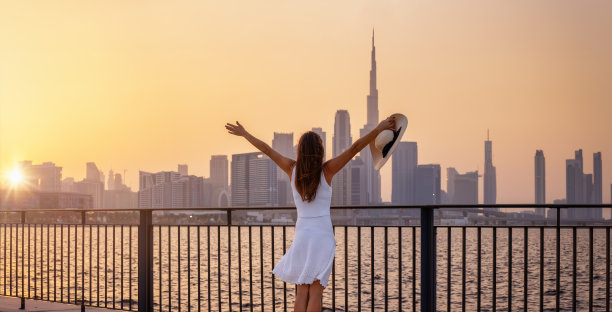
(226, 121, 295, 177)
(323, 116, 396, 184)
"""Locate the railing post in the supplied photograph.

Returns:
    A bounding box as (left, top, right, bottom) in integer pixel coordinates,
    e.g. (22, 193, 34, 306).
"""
(138, 210, 153, 312)
(421, 207, 436, 312)
(20, 211, 26, 310)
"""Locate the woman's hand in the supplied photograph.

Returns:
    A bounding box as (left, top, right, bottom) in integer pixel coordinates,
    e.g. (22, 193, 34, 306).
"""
(225, 121, 248, 137)
(375, 115, 396, 133)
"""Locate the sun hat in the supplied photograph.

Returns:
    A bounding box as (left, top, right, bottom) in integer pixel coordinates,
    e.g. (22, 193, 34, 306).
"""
(370, 113, 408, 170)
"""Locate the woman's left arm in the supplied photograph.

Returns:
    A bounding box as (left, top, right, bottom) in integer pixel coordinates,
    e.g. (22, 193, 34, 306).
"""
(226, 121, 295, 177)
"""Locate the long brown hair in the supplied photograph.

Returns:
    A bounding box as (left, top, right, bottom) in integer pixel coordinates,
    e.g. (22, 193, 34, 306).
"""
(295, 131, 325, 202)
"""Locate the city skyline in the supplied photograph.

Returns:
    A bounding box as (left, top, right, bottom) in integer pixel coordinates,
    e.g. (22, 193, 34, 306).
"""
(1, 1, 612, 205)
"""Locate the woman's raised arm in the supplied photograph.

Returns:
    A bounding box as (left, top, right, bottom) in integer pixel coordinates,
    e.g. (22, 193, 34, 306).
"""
(322, 116, 395, 184)
(226, 121, 295, 177)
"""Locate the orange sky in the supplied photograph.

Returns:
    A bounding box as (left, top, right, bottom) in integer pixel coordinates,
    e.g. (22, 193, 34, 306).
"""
(1, 0, 611, 208)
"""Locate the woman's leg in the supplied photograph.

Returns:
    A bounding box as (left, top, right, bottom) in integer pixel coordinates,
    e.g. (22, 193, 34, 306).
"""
(295, 284, 310, 312)
(306, 280, 324, 312)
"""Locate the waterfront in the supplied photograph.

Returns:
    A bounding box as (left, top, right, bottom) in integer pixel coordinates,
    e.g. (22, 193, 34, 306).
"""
(0, 221, 610, 311)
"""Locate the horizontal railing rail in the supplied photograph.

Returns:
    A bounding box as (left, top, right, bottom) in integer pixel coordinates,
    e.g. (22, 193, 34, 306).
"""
(0, 204, 610, 311)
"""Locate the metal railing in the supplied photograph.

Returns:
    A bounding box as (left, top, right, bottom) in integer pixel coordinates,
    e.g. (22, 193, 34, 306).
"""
(0, 204, 610, 311)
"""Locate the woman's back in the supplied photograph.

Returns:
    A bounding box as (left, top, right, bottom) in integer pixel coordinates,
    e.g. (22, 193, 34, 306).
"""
(290, 166, 332, 218)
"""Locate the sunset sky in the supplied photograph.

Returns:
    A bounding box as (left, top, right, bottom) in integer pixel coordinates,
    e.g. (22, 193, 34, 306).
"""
(1, 1, 611, 208)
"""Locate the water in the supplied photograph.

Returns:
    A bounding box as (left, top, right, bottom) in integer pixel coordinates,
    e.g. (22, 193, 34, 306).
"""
(0, 225, 610, 311)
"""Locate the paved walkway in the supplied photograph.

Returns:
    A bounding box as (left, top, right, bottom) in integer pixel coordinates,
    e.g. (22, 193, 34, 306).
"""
(0, 296, 120, 312)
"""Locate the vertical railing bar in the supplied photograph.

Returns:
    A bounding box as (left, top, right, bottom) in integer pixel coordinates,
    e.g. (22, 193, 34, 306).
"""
(556, 207, 560, 312)
(358, 226, 362, 312)
(112, 225, 115, 309)
(477, 226, 481, 312)
(74, 224, 77, 304)
(331, 225, 337, 312)
(371, 226, 375, 312)
(448, 227, 451, 312)
(271, 226, 275, 312)
(573, 227, 577, 312)
(606, 226, 610, 312)
(384, 226, 388, 312)
(345, 226, 349, 312)
(158, 226, 162, 312)
(217, 225, 221, 312)
(54, 224, 57, 302)
(207, 226, 211, 312)
(524, 227, 528, 312)
(198, 226, 201, 312)
(121, 225, 124, 310)
(96, 225, 100, 307)
(239, 226, 243, 310)
(68, 224, 72, 303)
(508, 227, 513, 312)
(283, 226, 287, 312)
(2, 224, 5, 296)
(260, 226, 264, 312)
(9, 224, 13, 298)
(462, 226, 466, 312)
(81, 212, 85, 311)
(227, 224, 231, 312)
(129, 224, 132, 311)
(397, 226, 401, 312)
(29, 224, 32, 300)
(589, 226, 593, 312)
(492, 227, 497, 311)
(168, 225, 172, 310)
(178, 226, 182, 312)
(540, 226, 544, 312)
(249, 225, 253, 312)
(60, 225, 63, 302)
(47, 223, 50, 301)
(89, 224, 92, 307)
(413, 226, 416, 312)
(21, 213, 25, 307)
(188, 226, 192, 312)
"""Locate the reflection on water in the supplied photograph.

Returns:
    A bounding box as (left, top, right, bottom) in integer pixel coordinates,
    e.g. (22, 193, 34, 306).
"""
(0, 225, 610, 311)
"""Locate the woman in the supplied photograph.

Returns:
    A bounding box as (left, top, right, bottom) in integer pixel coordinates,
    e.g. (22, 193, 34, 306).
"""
(225, 116, 395, 312)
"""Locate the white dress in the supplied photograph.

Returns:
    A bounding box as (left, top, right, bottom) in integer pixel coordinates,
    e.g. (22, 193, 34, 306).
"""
(272, 166, 335, 287)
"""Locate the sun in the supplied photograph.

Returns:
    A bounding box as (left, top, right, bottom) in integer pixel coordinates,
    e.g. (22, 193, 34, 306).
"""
(8, 168, 24, 185)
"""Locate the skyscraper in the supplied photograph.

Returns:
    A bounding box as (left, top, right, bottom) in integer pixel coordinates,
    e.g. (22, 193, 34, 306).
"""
(359, 30, 381, 204)
(332, 110, 352, 206)
(272, 133, 294, 206)
(348, 157, 367, 205)
(231, 152, 277, 207)
(483, 131, 497, 207)
(18, 161, 63, 192)
(415, 164, 441, 204)
(593, 152, 602, 204)
(332, 110, 352, 158)
(272, 132, 295, 159)
(391, 142, 418, 204)
(210, 155, 230, 207)
(447, 168, 479, 204)
(178, 164, 188, 176)
(210, 155, 229, 189)
(534, 150, 546, 216)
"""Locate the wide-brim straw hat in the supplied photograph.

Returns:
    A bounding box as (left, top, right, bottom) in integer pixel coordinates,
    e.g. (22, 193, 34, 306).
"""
(370, 113, 408, 170)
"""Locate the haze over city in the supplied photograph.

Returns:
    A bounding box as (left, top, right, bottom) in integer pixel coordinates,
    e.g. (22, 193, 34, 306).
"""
(1, 0, 611, 205)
